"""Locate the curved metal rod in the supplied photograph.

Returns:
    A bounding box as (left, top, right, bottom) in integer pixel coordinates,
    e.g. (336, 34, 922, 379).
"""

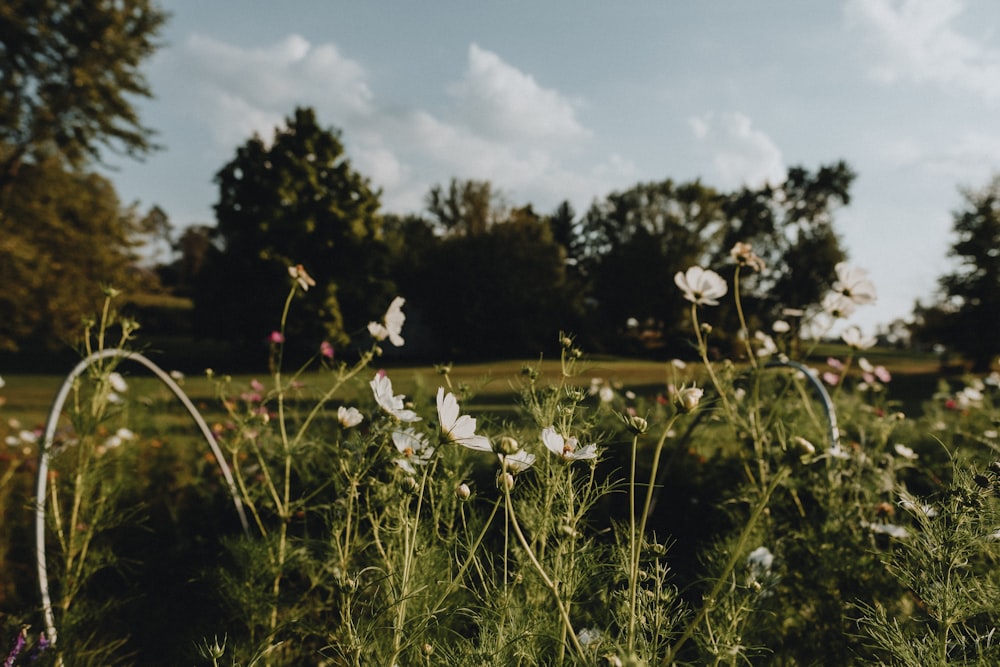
(35, 348, 250, 648)
(765, 358, 840, 448)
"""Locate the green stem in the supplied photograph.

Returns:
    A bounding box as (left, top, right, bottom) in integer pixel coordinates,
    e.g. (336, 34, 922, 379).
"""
(661, 467, 790, 666)
(504, 482, 588, 662)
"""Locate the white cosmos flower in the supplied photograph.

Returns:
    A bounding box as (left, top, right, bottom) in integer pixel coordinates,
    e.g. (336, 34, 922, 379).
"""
(841, 326, 876, 350)
(287, 264, 316, 291)
(436, 387, 491, 451)
(391, 428, 435, 475)
(821, 292, 857, 319)
(893, 443, 918, 460)
(370, 373, 421, 422)
(500, 448, 536, 473)
(337, 406, 363, 428)
(833, 262, 877, 306)
(541, 426, 598, 461)
(368, 296, 406, 347)
(754, 331, 778, 357)
(674, 266, 728, 306)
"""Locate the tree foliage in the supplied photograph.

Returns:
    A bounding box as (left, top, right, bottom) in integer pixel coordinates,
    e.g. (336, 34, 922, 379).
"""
(0, 0, 166, 191)
(918, 176, 1000, 370)
(0, 156, 151, 350)
(198, 107, 391, 346)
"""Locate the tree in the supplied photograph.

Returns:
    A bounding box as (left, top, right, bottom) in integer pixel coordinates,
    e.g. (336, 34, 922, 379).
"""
(720, 162, 853, 322)
(926, 176, 1000, 371)
(576, 179, 727, 351)
(0, 0, 166, 192)
(0, 155, 150, 349)
(198, 107, 392, 347)
(425, 178, 506, 236)
(411, 204, 574, 357)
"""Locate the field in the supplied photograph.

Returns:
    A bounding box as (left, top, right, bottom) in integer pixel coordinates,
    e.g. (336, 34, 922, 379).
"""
(3, 315, 998, 666)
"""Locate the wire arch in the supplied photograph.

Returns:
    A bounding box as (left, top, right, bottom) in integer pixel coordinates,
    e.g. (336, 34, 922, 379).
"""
(34, 348, 250, 649)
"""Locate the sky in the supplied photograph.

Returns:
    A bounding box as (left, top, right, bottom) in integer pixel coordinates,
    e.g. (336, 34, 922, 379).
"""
(104, 0, 1000, 335)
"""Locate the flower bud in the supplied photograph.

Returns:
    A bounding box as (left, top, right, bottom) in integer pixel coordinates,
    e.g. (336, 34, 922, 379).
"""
(498, 436, 520, 456)
(675, 385, 704, 412)
(793, 436, 816, 459)
(622, 414, 648, 435)
(501, 472, 515, 490)
(456, 483, 472, 501)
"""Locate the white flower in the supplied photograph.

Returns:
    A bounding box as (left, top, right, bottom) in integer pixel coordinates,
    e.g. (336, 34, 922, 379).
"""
(541, 426, 598, 462)
(833, 262, 877, 306)
(746, 545, 774, 582)
(500, 448, 536, 473)
(893, 443, 918, 460)
(436, 387, 491, 451)
(337, 406, 363, 428)
(772, 319, 790, 334)
(674, 266, 728, 306)
(370, 373, 421, 423)
(867, 522, 908, 539)
(899, 499, 937, 517)
(754, 331, 778, 357)
(0, 375, 5, 389)
(841, 326, 876, 350)
(18, 429, 38, 445)
(368, 296, 406, 347)
(287, 264, 316, 291)
(577, 627, 602, 648)
(821, 292, 857, 319)
(391, 428, 435, 475)
(108, 372, 128, 393)
(675, 384, 704, 412)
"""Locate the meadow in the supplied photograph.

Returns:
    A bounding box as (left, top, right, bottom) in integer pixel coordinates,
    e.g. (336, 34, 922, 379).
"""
(3, 260, 1000, 666)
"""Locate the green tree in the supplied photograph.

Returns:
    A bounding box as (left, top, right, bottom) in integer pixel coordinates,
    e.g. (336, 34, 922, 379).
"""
(577, 179, 727, 351)
(720, 162, 853, 322)
(411, 204, 573, 357)
(924, 176, 1000, 371)
(0, 0, 166, 192)
(0, 155, 150, 349)
(425, 177, 505, 236)
(198, 107, 392, 347)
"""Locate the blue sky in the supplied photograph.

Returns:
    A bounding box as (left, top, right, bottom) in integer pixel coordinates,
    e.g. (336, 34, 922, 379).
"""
(106, 0, 1000, 334)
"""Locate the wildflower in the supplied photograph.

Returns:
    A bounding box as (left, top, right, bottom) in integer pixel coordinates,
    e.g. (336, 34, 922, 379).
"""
(833, 262, 877, 306)
(436, 387, 491, 451)
(320, 340, 334, 359)
(287, 264, 316, 291)
(746, 546, 775, 581)
(867, 522, 908, 539)
(671, 358, 687, 369)
(337, 406, 363, 428)
(108, 371, 128, 393)
(674, 266, 728, 306)
(730, 241, 766, 272)
(391, 428, 435, 475)
(541, 426, 598, 461)
(370, 373, 421, 422)
(772, 319, 791, 334)
(368, 296, 406, 347)
(268, 331, 285, 344)
(893, 443, 918, 460)
(899, 499, 937, 517)
(577, 627, 602, 649)
(674, 384, 704, 412)
(622, 413, 648, 435)
(456, 483, 472, 500)
(0, 375, 4, 389)
(500, 448, 536, 473)
(754, 331, 778, 357)
(841, 326, 876, 350)
(821, 292, 857, 319)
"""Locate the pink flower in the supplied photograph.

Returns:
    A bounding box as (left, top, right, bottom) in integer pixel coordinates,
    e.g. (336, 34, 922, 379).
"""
(320, 341, 334, 359)
(822, 371, 840, 386)
(268, 331, 285, 344)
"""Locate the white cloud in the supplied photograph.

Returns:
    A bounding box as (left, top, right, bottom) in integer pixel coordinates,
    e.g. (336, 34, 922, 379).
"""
(882, 131, 1000, 183)
(449, 44, 590, 144)
(688, 112, 786, 189)
(178, 34, 374, 146)
(844, 0, 1000, 103)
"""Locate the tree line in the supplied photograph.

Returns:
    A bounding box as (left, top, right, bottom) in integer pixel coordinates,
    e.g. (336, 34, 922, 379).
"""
(1, 1, 997, 369)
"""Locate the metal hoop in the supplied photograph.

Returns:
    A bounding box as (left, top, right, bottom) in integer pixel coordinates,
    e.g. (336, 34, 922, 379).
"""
(34, 349, 250, 648)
